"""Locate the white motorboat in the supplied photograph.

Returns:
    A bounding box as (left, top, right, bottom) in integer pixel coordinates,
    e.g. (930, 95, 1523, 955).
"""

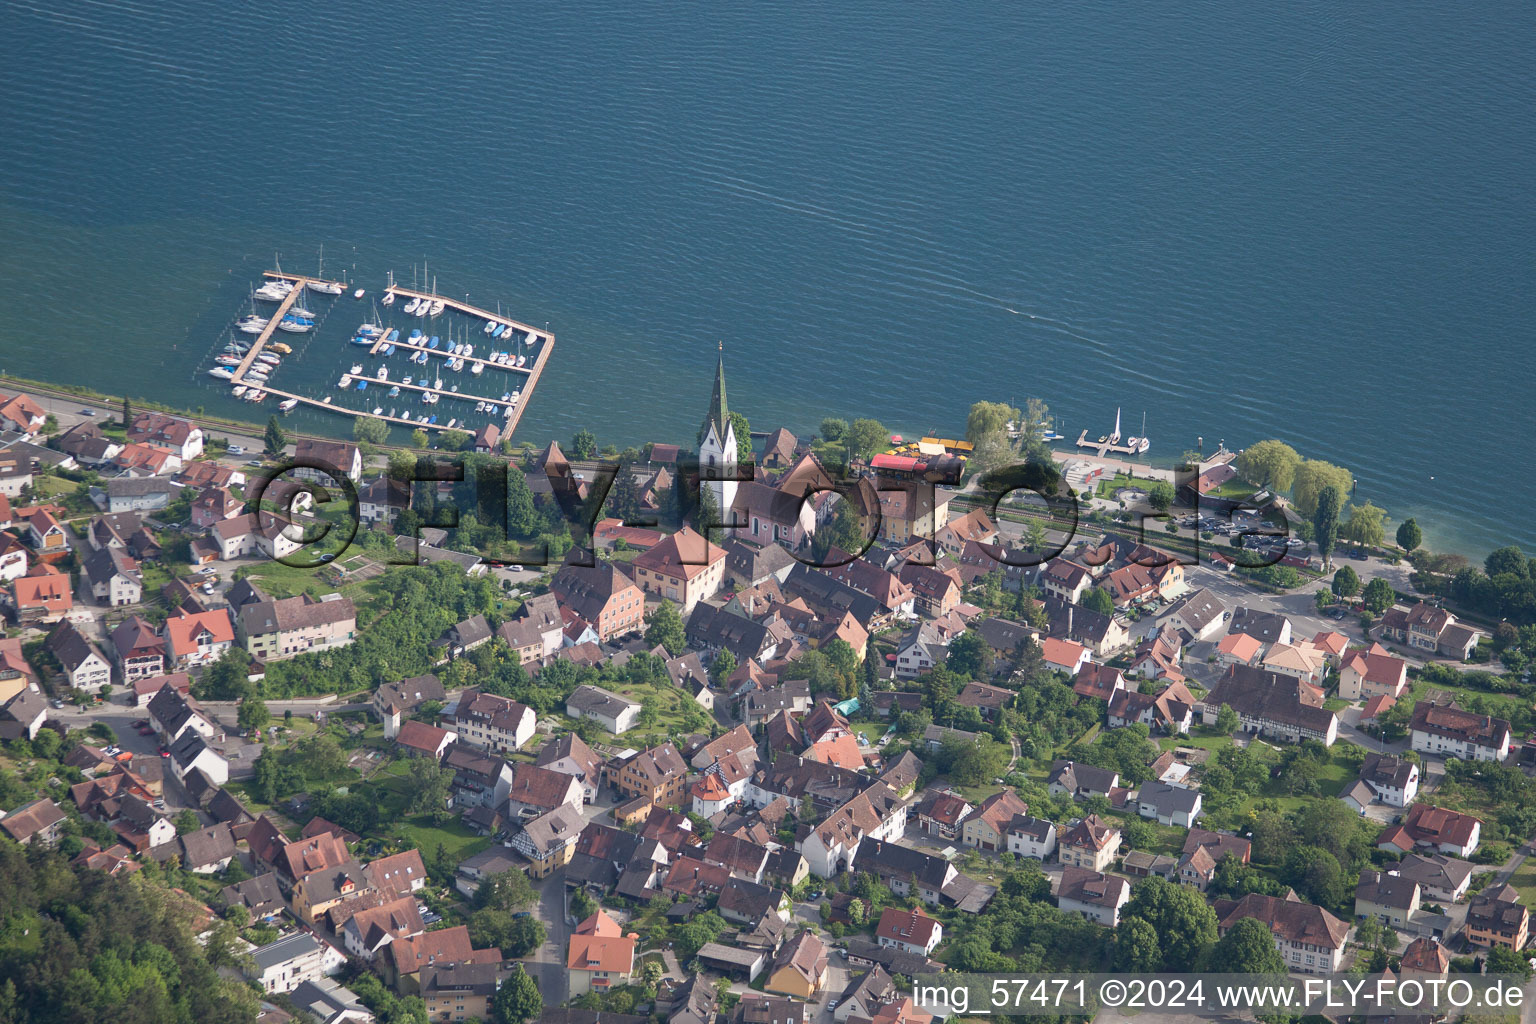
(254, 280, 293, 301)
(402, 375, 413, 385)
(402, 296, 422, 314)
(475, 401, 486, 412)
(484, 320, 497, 335)
(471, 362, 485, 375)
(289, 304, 315, 320)
(463, 344, 473, 358)
(338, 375, 352, 388)
(433, 377, 443, 390)
(376, 367, 388, 379)
(448, 418, 458, 429)
(429, 299, 445, 316)
(278, 398, 298, 412)
(308, 279, 344, 295)
(372, 406, 383, 415)
(277, 319, 313, 334)
(413, 301, 428, 318)
(231, 385, 247, 397)
(350, 363, 363, 374)
(354, 288, 365, 299)
(209, 366, 235, 379)
(381, 290, 395, 306)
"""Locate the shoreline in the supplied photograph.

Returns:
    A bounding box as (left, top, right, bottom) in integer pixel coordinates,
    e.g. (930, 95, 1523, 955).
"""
(1, 371, 1506, 567)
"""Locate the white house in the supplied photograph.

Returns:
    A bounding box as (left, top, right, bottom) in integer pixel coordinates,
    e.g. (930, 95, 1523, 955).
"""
(1056, 867, 1130, 927)
(1410, 703, 1511, 763)
(1005, 815, 1058, 861)
(247, 933, 345, 995)
(565, 685, 641, 736)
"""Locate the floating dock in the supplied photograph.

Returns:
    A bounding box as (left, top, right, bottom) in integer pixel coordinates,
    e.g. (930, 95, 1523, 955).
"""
(1074, 429, 1146, 457)
(233, 271, 555, 437)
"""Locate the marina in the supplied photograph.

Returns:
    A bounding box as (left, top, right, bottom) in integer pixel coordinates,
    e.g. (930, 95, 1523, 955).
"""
(1074, 408, 1151, 458)
(219, 269, 555, 437)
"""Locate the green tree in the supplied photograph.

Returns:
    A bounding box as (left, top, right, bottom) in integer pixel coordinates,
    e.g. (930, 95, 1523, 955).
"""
(1486, 946, 1533, 980)
(846, 418, 889, 461)
(1235, 440, 1300, 493)
(729, 411, 753, 464)
(1396, 518, 1422, 553)
(1331, 565, 1360, 598)
(236, 697, 270, 735)
(1342, 501, 1387, 549)
(1283, 845, 1346, 909)
(476, 869, 537, 913)
(353, 415, 389, 445)
(946, 631, 994, 680)
(1081, 586, 1115, 617)
(410, 428, 429, 449)
(1120, 877, 1218, 971)
(1361, 576, 1395, 614)
(263, 416, 286, 456)
(1293, 460, 1354, 516)
(1204, 917, 1286, 973)
(193, 649, 252, 701)
(1146, 480, 1175, 511)
(966, 401, 1019, 444)
(491, 965, 542, 1024)
(440, 428, 471, 452)
(1485, 546, 1529, 579)
(121, 396, 132, 428)
(645, 599, 687, 656)
(710, 649, 737, 686)
(1312, 485, 1342, 568)
(571, 429, 598, 460)
(1022, 520, 1047, 552)
(405, 758, 455, 824)
(174, 810, 200, 835)
(1113, 916, 1162, 973)
(820, 418, 848, 443)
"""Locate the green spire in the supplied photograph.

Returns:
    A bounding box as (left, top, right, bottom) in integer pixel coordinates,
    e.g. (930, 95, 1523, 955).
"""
(708, 341, 729, 437)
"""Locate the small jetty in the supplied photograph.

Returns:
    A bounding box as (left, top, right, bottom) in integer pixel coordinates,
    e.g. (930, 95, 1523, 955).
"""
(1074, 430, 1145, 457)
(232, 271, 554, 437)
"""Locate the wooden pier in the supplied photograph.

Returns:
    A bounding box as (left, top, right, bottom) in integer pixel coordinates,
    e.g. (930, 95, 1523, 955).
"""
(247, 271, 555, 438)
(1074, 429, 1147, 458)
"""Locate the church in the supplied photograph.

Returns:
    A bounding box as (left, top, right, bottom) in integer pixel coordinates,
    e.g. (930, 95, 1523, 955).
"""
(697, 349, 822, 551)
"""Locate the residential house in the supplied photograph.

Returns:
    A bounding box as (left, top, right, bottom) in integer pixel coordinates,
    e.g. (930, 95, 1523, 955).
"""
(961, 790, 1030, 852)
(237, 594, 357, 662)
(1380, 602, 1483, 661)
(0, 685, 47, 742)
(1464, 883, 1529, 950)
(1398, 936, 1451, 981)
(1227, 608, 1292, 647)
(1200, 664, 1339, 746)
(1056, 866, 1130, 927)
(1177, 829, 1251, 891)
(875, 908, 942, 956)
(872, 482, 950, 547)
(1004, 814, 1058, 861)
(442, 743, 515, 810)
(1135, 781, 1203, 828)
(550, 556, 646, 641)
(80, 546, 142, 606)
(9, 565, 72, 624)
(1261, 640, 1328, 687)
(0, 533, 26, 583)
(916, 792, 972, 841)
(1215, 631, 1264, 669)
(1041, 559, 1093, 605)
(147, 683, 218, 744)
(833, 966, 896, 1024)
(766, 931, 829, 1000)
(357, 475, 409, 524)
(380, 926, 502, 993)
(609, 743, 689, 807)
(1163, 588, 1227, 642)
(1047, 761, 1119, 802)
(167, 731, 229, 786)
(339, 897, 424, 961)
(567, 684, 642, 736)
(1355, 870, 1421, 930)
(163, 608, 235, 669)
(1107, 680, 1195, 735)
(897, 563, 960, 619)
(178, 823, 238, 873)
(567, 911, 637, 997)
(723, 538, 799, 590)
(289, 978, 373, 1024)
(1214, 892, 1349, 973)
(220, 872, 287, 923)
(1390, 804, 1482, 859)
(247, 933, 343, 994)
(446, 689, 537, 753)
(1356, 753, 1420, 808)
(111, 616, 166, 683)
(1057, 815, 1121, 873)
(372, 673, 446, 739)
(47, 620, 112, 690)
(798, 783, 908, 878)
(1338, 645, 1409, 702)
(1072, 663, 1126, 703)
(1396, 853, 1475, 904)
(127, 413, 203, 460)
(1040, 637, 1091, 676)
(292, 439, 362, 483)
(631, 526, 726, 613)
(0, 798, 66, 846)
(101, 477, 176, 513)
(894, 621, 950, 680)
(435, 614, 494, 663)
(0, 392, 46, 434)
(1410, 702, 1511, 762)
(292, 860, 374, 925)
(536, 732, 605, 804)
(420, 961, 509, 1023)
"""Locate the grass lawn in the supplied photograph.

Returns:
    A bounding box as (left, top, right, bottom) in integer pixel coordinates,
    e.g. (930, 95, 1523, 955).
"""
(1158, 730, 1237, 754)
(852, 722, 888, 746)
(395, 818, 491, 864)
(1505, 861, 1536, 908)
(237, 560, 337, 600)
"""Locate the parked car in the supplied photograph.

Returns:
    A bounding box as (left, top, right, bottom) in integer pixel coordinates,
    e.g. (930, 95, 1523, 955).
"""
(196, 566, 217, 576)
(79, 408, 95, 416)
(227, 445, 245, 456)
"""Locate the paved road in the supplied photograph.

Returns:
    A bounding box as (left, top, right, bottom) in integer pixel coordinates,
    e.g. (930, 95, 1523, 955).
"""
(528, 872, 571, 1007)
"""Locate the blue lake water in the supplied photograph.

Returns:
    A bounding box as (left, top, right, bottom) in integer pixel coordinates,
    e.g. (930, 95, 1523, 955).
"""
(1, 0, 1532, 557)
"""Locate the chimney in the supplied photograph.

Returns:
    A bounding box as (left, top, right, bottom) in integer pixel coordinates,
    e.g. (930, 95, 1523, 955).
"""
(1068, 606, 1074, 636)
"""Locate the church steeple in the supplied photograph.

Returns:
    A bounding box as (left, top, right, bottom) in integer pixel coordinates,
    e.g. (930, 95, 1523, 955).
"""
(708, 341, 729, 438)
